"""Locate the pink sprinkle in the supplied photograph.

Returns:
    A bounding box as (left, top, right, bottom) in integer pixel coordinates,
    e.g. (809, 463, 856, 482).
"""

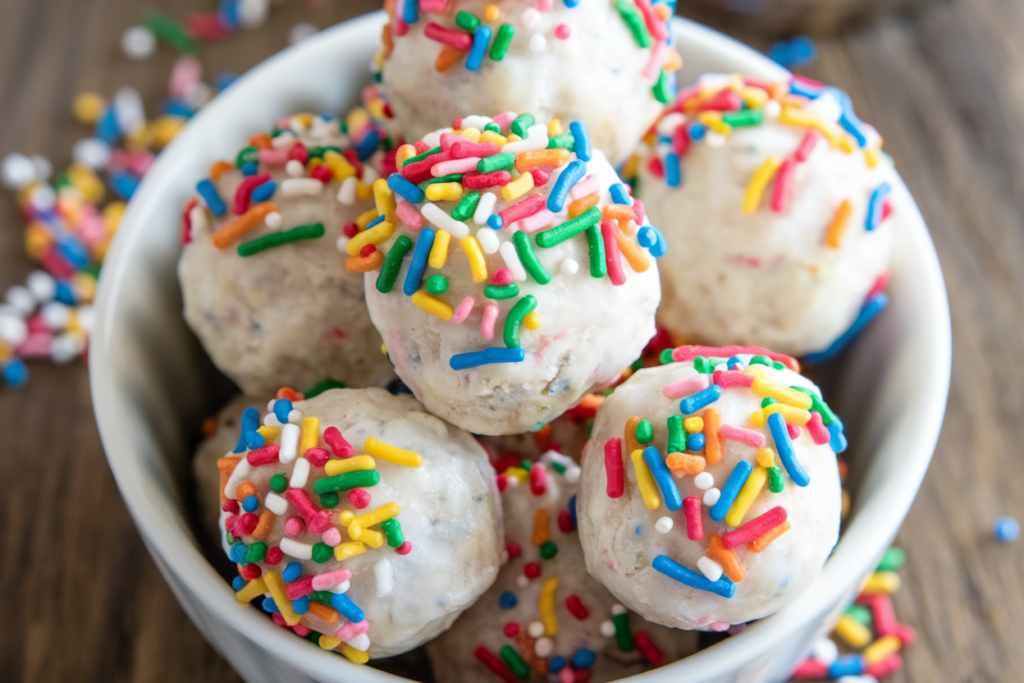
(672, 345, 800, 372)
(481, 303, 499, 339)
(537, 0, 553, 10)
(432, 157, 480, 176)
(709, 622, 731, 632)
(718, 424, 765, 448)
(311, 567, 352, 591)
(867, 655, 903, 678)
(257, 148, 289, 167)
(721, 505, 787, 548)
(420, 0, 447, 11)
(787, 423, 801, 440)
(500, 194, 546, 225)
(292, 624, 311, 637)
(493, 112, 517, 129)
(284, 516, 306, 538)
(642, 40, 667, 79)
(806, 412, 830, 445)
(712, 370, 754, 388)
(492, 269, 513, 286)
(285, 576, 315, 601)
(396, 541, 413, 555)
(439, 132, 465, 152)
(662, 375, 711, 399)
(554, 23, 571, 39)
(305, 447, 330, 467)
(602, 220, 626, 286)
(513, 208, 554, 233)
(348, 489, 371, 509)
(530, 462, 547, 495)
(770, 159, 796, 213)
(168, 55, 202, 100)
(684, 496, 704, 540)
(634, 0, 668, 42)
(322, 527, 342, 547)
(323, 426, 354, 458)
(450, 141, 500, 159)
(271, 613, 287, 627)
(633, 198, 648, 225)
(451, 296, 475, 324)
(569, 173, 601, 200)
(247, 444, 280, 466)
(604, 438, 624, 498)
(396, 200, 425, 231)
(559, 668, 574, 683)
(795, 129, 821, 162)
(463, 170, 512, 189)
(336, 619, 369, 641)
(867, 271, 890, 300)
(392, 14, 408, 36)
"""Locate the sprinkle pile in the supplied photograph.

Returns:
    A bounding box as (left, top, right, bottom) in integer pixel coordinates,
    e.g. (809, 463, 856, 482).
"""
(603, 345, 846, 606)
(219, 390, 420, 665)
(358, 113, 666, 371)
(379, 0, 681, 106)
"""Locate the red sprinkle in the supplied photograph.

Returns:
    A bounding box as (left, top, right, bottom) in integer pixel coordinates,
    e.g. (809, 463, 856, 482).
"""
(402, 153, 449, 184)
(524, 562, 541, 579)
(601, 219, 627, 286)
(492, 269, 513, 286)
(794, 129, 821, 162)
(806, 412, 830, 445)
(503, 622, 520, 638)
(323, 426, 355, 458)
(867, 271, 890, 300)
(684, 496, 704, 540)
(232, 172, 271, 215)
(529, 167, 551, 186)
(222, 499, 240, 514)
(283, 489, 332, 534)
(342, 222, 359, 238)
(566, 594, 590, 620)
(288, 142, 308, 164)
(770, 158, 796, 213)
(342, 149, 365, 178)
(697, 88, 743, 112)
(396, 541, 413, 555)
(247, 444, 280, 466)
(790, 658, 829, 679)
(181, 197, 196, 245)
(240, 563, 262, 580)
(310, 165, 333, 184)
(557, 510, 573, 533)
(604, 438, 625, 498)
(672, 124, 690, 156)
(285, 576, 315, 601)
(474, 646, 520, 683)
(235, 513, 260, 537)
(271, 613, 287, 627)
(506, 542, 521, 560)
(463, 170, 512, 189)
(265, 546, 284, 564)
(348, 489, 372, 509)
(529, 462, 547, 495)
(634, 630, 665, 666)
(787, 423, 801, 440)
(647, 156, 665, 179)
(496, 473, 508, 492)
(866, 654, 902, 678)
(722, 506, 787, 548)
(304, 447, 330, 467)
(712, 370, 754, 388)
(359, 244, 377, 258)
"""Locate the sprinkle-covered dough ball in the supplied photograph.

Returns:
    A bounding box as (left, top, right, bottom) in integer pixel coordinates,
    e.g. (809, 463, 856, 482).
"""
(380, 0, 682, 164)
(428, 457, 698, 682)
(179, 102, 396, 396)
(363, 115, 663, 435)
(577, 347, 843, 630)
(637, 75, 895, 358)
(216, 388, 503, 660)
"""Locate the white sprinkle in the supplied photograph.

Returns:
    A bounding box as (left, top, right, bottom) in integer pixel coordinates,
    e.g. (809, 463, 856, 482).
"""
(272, 131, 296, 149)
(476, 227, 500, 254)
(279, 537, 313, 560)
(5, 285, 35, 315)
(121, 25, 157, 60)
(2, 153, 36, 189)
(502, 126, 549, 155)
(338, 176, 359, 205)
(30, 155, 52, 182)
(223, 459, 253, 499)
(528, 621, 545, 638)
(705, 132, 727, 148)
(421, 202, 469, 239)
(499, 241, 528, 281)
(265, 212, 283, 230)
(655, 517, 674, 534)
(559, 259, 579, 276)
(72, 138, 111, 169)
(263, 413, 281, 427)
(264, 492, 288, 515)
(50, 333, 84, 363)
(811, 637, 839, 664)
(28, 184, 56, 211)
(0, 314, 27, 346)
(534, 637, 554, 658)
(522, 8, 542, 27)
(461, 115, 494, 131)
(694, 472, 715, 490)
(280, 178, 322, 197)
(656, 112, 687, 137)
(563, 464, 581, 484)
(285, 159, 305, 177)
(41, 302, 70, 329)
(697, 556, 724, 582)
(289, 458, 311, 489)
(375, 559, 394, 596)
(237, 0, 271, 28)
(473, 191, 498, 225)
(112, 87, 145, 135)
(76, 306, 95, 334)
(611, 603, 627, 616)
(363, 164, 380, 186)
(279, 423, 301, 463)
(26, 271, 56, 303)
(287, 409, 303, 425)
(703, 487, 721, 507)
(600, 620, 616, 637)
(529, 34, 547, 53)
(345, 632, 371, 652)
(336, 237, 348, 253)
(515, 574, 529, 588)
(189, 205, 209, 236)
(329, 580, 351, 594)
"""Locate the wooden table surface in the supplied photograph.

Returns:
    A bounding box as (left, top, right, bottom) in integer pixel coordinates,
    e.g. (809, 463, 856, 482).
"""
(2, 0, 1022, 681)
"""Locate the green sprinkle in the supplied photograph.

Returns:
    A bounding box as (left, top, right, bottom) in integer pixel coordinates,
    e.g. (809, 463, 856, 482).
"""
(791, 386, 837, 425)
(418, 173, 463, 189)
(319, 492, 340, 509)
(653, 70, 674, 104)
(535, 206, 602, 248)
(511, 113, 535, 138)
(226, 531, 235, 545)
(659, 348, 675, 365)
(425, 274, 449, 295)
(478, 152, 516, 174)
(313, 470, 381, 494)
(750, 355, 772, 367)
(238, 223, 325, 257)
(244, 542, 268, 564)
(586, 224, 607, 278)
(309, 591, 333, 605)
(667, 415, 686, 454)
(144, 12, 199, 53)
(484, 284, 520, 299)
(403, 145, 442, 168)
(312, 542, 333, 563)
(499, 645, 530, 680)
(630, 358, 644, 372)
(540, 542, 558, 559)
(877, 547, 906, 572)
(304, 378, 346, 398)
(693, 357, 715, 373)
(455, 10, 481, 31)
(513, 231, 551, 284)
(503, 295, 537, 348)
(768, 466, 785, 493)
(520, 460, 533, 471)
(236, 146, 259, 168)
(721, 109, 765, 127)
(452, 191, 482, 221)
(376, 235, 413, 293)
(485, 122, 501, 134)
(772, 361, 786, 370)
(612, 611, 633, 652)
(382, 518, 405, 548)
(761, 397, 779, 408)
(269, 474, 288, 493)
(490, 24, 515, 60)
(550, 461, 566, 474)
(616, 0, 652, 48)
(547, 132, 576, 150)
(845, 604, 873, 626)
(635, 419, 654, 445)
(584, 418, 595, 437)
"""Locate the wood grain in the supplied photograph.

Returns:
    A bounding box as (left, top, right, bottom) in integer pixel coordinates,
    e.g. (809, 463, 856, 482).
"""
(2, 0, 1023, 681)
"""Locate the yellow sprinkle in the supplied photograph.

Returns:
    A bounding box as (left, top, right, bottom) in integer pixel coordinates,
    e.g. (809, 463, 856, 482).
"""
(411, 290, 454, 321)
(698, 111, 732, 136)
(151, 116, 186, 149)
(484, 3, 500, 21)
(356, 179, 374, 201)
(324, 455, 376, 477)
(621, 153, 640, 180)
(742, 157, 782, 214)
(396, 143, 418, 169)
(523, 311, 541, 330)
(863, 634, 902, 665)
(319, 635, 342, 650)
(339, 643, 370, 664)
(364, 436, 423, 467)
(683, 417, 704, 434)
(532, 509, 549, 546)
(631, 449, 661, 511)
(504, 467, 528, 482)
(429, 229, 451, 269)
(539, 577, 559, 636)
(459, 128, 482, 143)
(257, 425, 280, 443)
(323, 150, 357, 182)
(461, 235, 488, 283)
(264, 571, 301, 625)
(346, 107, 370, 134)
(751, 377, 813, 410)
(300, 417, 320, 454)
(547, 119, 563, 136)
(862, 571, 901, 594)
(425, 182, 464, 202)
(105, 200, 128, 228)
(367, 98, 387, 121)
(742, 364, 771, 378)
(780, 107, 851, 151)
(724, 466, 767, 527)
(842, 489, 851, 519)
(350, 527, 385, 548)
(24, 222, 51, 260)
(235, 577, 267, 605)
(834, 614, 873, 649)
(750, 403, 811, 427)
(755, 447, 776, 468)
(338, 510, 355, 525)
(740, 86, 769, 109)
(506, 133, 523, 143)
(381, 343, 388, 355)
(67, 163, 105, 204)
(348, 502, 401, 542)
(346, 221, 396, 256)
(72, 92, 106, 124)
(356, 208, 379, 230)
(502, 171, 534, 201)
(333, 541, 367, 562)
(374, 178, 397, 224)
(480, 130, 507, 146)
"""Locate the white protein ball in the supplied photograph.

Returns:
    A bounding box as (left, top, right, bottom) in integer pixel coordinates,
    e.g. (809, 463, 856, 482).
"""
(121, 25, 158, 60)
(427, 458, 697, 682)
(5, 285, 36, 315)
(0, 313, 28, 346)
(30, 155, 53, 182)
(637, 75, 896, 357)
(2, 153, 36, 189)
(216, 388, 504, 659)
(577, 350, 842, 630)
(26, 271, 57, 303)
(238, 0, 271, 28)
(382, 0, 682, 164)
(178, 110, 395, 396)
(364, 116, 662, 435)
(72, 138, 113, 170)
(288, 22, 318, 44)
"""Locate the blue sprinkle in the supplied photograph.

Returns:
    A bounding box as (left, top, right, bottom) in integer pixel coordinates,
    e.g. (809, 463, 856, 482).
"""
(229, 541, 248, 564)
(568, 494, 577, 530)
(790, 78, 826, 98)
(487, 214, 503, 230)
(710, 461, 753, 521)
(96, 107, 120, 144)
(261, 597, 280, 613)
(638, 226, 657, 249)
(215, 72, 238, 91)
(652, 555, 735, 598)
(828, 655, 865, 678)
(547, 159, 586, 213)
(466, 25, 492, 71)
(2, 359, 28, 387)
(828, 421, 848, 454)
(233, 407, 261, 453)
(865, 182, 892, 231)
(292, 595, 311, 615)
(609, 183, 633, 206)
(356, 127, 381, 161)
(548, 655, 566, 672)
(569, 121, 592, 162)
(680, 384, 722, 414)
(768, 36, 818, 69)
(726, 356, 744, 370)
(404, 227, 435, 296)
(387, 172, 426, 204)
(688, 123, 705, 141)
(768, 412, 810, 487)
(366, 213, 386, 230)
(635, 525, 642, 535)
(231, 576, 247, 591)
(242, 495, 259, 513)
(59, 237, 90, 269)
(240, 162, 259, 177)
(402, 0, 419, 24)
(665, 151, 682, 188)
(499, 591, 517, 609)
(647, 226, 668, 258)
(644, 446, 682, 511)
(250, 180, 277, 203)
(994, 516, 1020, 542)
(55, 281, 76, 305)
(687, 432, 705, 452)
(564, 0, 580, 6)
(803, 293, 888, 364)
(162, 100, 194, 118)
(571, 649, 597, 668)
(283, 562, 303, 583)
(243, 430, 264, 450)
(330, 593, 365, 623)
(196, 179, 227, 217)
(218, 0, 239, 29)
(273, 398, 293, 424)
(450, 347, 526, 370)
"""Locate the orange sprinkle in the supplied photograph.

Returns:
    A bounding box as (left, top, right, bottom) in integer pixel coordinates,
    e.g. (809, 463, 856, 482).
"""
(209, 160, 233, 182)
(307, 601, 340, 624)
(532, 509, 550, 546)
(568, 192, 600, 219)
(515, 148, 571, 172)
(838, 460, 848, 481)
(654, 3, 672, 20)
(602, 205, 636, 223)
(435, 46, 465, 72)
(515, 630, 547, 677)
(749, 520, 791, 552)
(276, 387, 304, 401)
(665, 452, 706, 475)
(615, 229, 650, 273)
(395, 143, 417, 169)
(382, 23, 394, 59)
(532, 423, 553, 450)
(826, 200, 854, 248)
(201, 416, 218, 437)
(577, 393, 605, 411)
(211, 202, 278, 248)
(346, 250, 385, 274)
(249, 133, 273, 150)
(703, 408, 722, 465)
(235, 481, 257, 501)
(707, 533, 746, 582)
(252, 510, 275, 540)
(664, 47, 683, 72)
(217, 457, 241, 501)
(624, 416, 644, 455)
(616, 215, 636, 237)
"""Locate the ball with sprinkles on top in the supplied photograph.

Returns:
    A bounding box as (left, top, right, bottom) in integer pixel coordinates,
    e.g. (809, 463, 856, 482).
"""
(361, 114, 664, 436)
(576, 346, 843, 630)
(427, 451, 698, 682)
(635, 74, 896, 360)
(178, 92, 397, 396)
(216, 387, 504, 659)
(379, 0, 682, 164)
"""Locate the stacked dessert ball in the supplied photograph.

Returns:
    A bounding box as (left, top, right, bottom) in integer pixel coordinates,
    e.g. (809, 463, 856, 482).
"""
(179, 2, 899, 678)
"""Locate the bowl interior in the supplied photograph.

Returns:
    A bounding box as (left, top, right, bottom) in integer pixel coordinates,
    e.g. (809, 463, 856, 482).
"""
(90, 12, 951, 683)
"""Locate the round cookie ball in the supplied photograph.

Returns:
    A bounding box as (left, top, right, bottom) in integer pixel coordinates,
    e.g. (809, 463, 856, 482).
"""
(217, 388, 504, 659)
(577, 346, 843, 630)
(179, 100, 397, 396)
(636, 74, 895, 358)
(380, 0, 682, 164)
(428, 458, 698, 682)
(364, 115, 663, 436)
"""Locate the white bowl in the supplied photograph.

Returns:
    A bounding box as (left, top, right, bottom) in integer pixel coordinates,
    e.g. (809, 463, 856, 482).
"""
(90, 12, 951, 683)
